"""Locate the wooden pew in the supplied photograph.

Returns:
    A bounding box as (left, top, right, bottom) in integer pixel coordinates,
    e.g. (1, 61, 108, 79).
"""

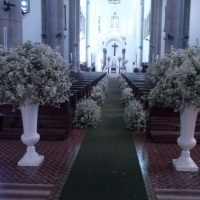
(146, 107, 200, 143)
(0, 102, 71, 140)
(121, 72, 151, 109)
(0, 72, 107, 141)
(120, 73, 200, 143)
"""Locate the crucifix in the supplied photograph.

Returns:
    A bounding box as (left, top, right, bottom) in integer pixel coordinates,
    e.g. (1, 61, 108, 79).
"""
(112, 43, 118, 56)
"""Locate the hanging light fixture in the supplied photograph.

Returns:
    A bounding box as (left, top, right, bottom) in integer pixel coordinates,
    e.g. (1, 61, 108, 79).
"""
(108, 0, 121, 4)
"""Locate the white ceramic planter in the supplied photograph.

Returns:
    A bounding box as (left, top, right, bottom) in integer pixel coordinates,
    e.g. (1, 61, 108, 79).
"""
(18, 104, 44, 166)
(173, 105, 198, 171)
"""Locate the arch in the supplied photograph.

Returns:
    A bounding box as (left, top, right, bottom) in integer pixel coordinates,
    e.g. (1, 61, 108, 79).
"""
(103, 35, 126, 50)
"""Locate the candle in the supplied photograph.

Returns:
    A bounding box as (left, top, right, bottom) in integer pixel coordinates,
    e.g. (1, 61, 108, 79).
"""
(3, 27, 7, 49)
(70, 53, 73, 62)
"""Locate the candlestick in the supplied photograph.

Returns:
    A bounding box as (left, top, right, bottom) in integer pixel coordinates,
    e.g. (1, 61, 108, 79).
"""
(3, 27, 7, 49)
(70, 53, 73, 62)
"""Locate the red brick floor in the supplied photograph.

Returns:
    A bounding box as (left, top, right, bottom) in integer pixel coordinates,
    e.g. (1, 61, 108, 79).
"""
(1, 128, 200, 199)
(0, 128, 86, 200)
(133, 131, 200, 200)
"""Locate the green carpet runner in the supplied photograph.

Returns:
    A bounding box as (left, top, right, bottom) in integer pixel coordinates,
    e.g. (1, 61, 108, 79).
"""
(59, 77, 148, 200)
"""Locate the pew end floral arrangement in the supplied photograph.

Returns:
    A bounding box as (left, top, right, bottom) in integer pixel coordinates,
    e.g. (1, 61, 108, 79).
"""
(121, 87, 134, 105)
(73, 97, 101, 128)
(73, 76, 108, 128)
(118, 75, 146, 131)
(91, 85, 105, 106)
(124, 99, 146, 131)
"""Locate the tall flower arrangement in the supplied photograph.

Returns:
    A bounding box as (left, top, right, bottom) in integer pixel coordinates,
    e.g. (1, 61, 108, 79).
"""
(0, 41, 72, 107)
(148, 44, 200, 111)
(147, 43, 200, 171)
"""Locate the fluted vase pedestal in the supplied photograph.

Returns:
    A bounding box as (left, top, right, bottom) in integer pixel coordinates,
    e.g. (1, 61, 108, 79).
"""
(18, 104, 44, 166)
(172, 106, 198, 172)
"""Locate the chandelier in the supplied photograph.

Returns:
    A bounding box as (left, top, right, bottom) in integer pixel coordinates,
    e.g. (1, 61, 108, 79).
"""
(108, 0, 121, 4)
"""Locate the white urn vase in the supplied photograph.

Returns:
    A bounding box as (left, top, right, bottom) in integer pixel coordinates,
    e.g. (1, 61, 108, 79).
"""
(18, 104, 44, 166)
(172, 105, 198, 171)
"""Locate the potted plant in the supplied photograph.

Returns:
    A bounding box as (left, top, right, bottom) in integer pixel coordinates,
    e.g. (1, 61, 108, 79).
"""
(147, 43, 200, 171)
(0, 41, 72, 166)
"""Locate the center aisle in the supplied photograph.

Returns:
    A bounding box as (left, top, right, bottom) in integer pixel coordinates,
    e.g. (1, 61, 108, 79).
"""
(59, 77, 148, 200)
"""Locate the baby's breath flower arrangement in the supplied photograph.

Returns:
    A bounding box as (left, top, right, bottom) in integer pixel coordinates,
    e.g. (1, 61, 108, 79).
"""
(120, 81, 129, 90)
(121, 87, 134, 105)
(148, 43, 200, 111)
(91, 85, 105, 106)
(124, 99, 146, 131)
(0, 41, 72, 107)
(73, 97, 101, 128)
(98, 76, 109, 93)
(118, 76, 129, 90)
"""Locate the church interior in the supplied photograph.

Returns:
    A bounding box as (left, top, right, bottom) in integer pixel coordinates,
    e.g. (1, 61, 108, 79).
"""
(0, 0, 200, 199)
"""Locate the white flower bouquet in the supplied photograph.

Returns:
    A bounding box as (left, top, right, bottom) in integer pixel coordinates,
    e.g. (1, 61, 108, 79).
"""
(0, 41, 72, 107)
(91, 85, 105, 106)
(148, 43, 200, 111)
(97, 76, 109, 93)
(73, 97, 101, 128)
(124, 99, 146, 130)
(120, 81, 129, 90)
(121, 87, 134, 105)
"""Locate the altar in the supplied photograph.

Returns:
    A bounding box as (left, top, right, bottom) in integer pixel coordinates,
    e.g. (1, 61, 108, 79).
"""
(105, 66, 123, 74)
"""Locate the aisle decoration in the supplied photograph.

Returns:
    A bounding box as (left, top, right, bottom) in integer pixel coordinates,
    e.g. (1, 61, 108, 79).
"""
(73, 97, 101, 128)
(121, 87, 134, 105)
(91, 85, 105, 106)
(0, 41, 72, 166)
(118, 75, 146, 131)
(147, 43, 200, 171)
(73, 76, 108, 128)
(124, 99, 146, 131)
(97, 76, 109, 93)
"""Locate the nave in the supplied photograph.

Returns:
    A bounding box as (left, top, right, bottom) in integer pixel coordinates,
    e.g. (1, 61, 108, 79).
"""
(0, 75, 200, 200)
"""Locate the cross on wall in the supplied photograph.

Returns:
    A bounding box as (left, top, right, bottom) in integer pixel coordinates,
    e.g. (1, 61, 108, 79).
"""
(112, 43, 118, 56)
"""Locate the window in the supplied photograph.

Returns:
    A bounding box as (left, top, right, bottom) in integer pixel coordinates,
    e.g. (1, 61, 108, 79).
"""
(21, 0, 29, 14)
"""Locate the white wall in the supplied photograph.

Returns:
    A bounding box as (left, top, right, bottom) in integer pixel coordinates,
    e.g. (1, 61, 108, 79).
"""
(63, 0, 69, 60)
(189, 0, 200, 45)
(142, 0, 151, 64)
(22, 0, 42, 43)
(88, 0, 141, 72)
